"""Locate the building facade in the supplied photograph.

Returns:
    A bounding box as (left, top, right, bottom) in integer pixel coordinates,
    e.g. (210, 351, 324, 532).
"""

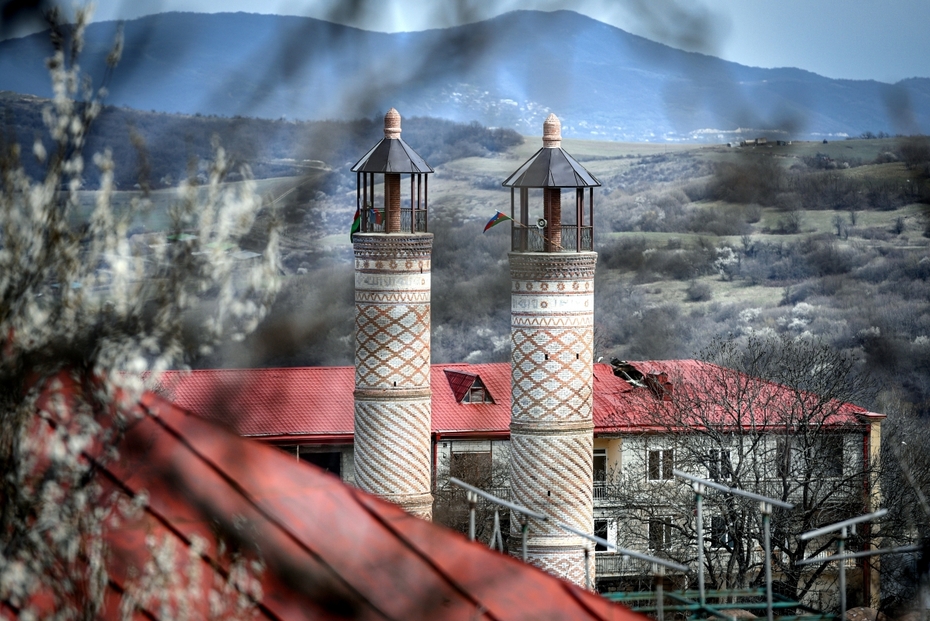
(160, 358, 884, 603)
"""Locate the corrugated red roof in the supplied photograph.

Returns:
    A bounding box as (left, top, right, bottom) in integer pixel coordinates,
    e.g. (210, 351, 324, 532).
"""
(444, 368, 478, 403)
(159, 360, 873, 441)
(594, 360, 871, 432)
(160, 363, 517, 438)
(14, 372, 644, 620)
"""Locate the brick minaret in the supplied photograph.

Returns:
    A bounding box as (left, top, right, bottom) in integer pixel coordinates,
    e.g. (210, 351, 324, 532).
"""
(351, 109, 434, 519)
(503, 113, 600, 586)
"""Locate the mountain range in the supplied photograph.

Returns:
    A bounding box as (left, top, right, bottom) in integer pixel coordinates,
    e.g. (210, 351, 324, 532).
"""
(0, 10, 928, 142)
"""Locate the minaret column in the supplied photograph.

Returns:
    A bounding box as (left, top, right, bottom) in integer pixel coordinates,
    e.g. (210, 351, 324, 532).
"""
(351, 107, 434, 520)
(509, 251, 597, 587)
(354, 235, 433, 519)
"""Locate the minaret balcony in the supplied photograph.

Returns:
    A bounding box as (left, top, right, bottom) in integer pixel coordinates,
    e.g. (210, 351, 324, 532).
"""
(360, 206, 428, 234)
(511, 224, 593, 253)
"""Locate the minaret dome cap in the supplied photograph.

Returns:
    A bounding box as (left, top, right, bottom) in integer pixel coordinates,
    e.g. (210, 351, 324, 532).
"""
(542, 113, 561, 148)
(384, 108, 402, 139)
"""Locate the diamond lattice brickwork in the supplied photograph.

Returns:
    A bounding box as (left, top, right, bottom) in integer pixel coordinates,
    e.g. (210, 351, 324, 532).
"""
(511, 326, 593, 424)
(355, 303, 431, 389)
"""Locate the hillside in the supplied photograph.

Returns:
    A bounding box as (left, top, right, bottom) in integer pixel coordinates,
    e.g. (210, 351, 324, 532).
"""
(1, 10, 928, 141)
(192, 129, 930, 417)
(2, 90, 928, 416)
(0, 90, 522, 192)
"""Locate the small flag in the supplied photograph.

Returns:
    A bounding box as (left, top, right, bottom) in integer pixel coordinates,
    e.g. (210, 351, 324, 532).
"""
(369, 205, 383, 225)
(484, 211, 512, 232)
(350, 207, 360, 241)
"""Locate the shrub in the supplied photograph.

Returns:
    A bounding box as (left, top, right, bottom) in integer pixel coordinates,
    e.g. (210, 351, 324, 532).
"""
(705, 158, 786, 206)
(687, 205, 751, 236)
(685, 280, 712, 302)
(600, 236, 648, 271)
(773, 210, 803, 234)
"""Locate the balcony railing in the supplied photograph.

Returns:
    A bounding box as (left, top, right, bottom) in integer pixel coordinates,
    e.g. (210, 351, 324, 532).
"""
(361, 208, 428, 234)
(596, 552, 662, 577)
(511, 225, 593, 252)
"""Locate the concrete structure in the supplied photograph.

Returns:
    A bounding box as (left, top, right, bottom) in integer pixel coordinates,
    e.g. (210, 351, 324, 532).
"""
(503, 113, 601, 586)
(351, 109, 434, 519)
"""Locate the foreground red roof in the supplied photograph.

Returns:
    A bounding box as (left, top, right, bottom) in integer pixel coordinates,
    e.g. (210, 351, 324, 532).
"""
(10, 372, 643, 620)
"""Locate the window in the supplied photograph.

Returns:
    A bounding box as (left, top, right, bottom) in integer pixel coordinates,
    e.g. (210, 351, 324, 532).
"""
(593, 448, 608, 499)
(277, 445, 299, 459)
(462, 380, 493, 403)
(707, 449, 732, 481)
(301, 450, 342, 477)
(649, 517, 673, 551)
(812, 436, 843, 477)
(593, 449, 607, 482)
(594, 519, 609, 551)
(444, 370, 494, 404)
(710, 515, 732, 549)
(465, 386, 486, 402)
(775, 437, 792, 478)
(648, 449, 674, 480)
(450, 451, 491, 485)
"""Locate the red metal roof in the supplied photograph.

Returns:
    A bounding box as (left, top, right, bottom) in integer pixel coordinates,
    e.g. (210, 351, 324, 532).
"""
(444, 368, 478, 403)
(13, 372, 644, 620)
(594, 359, 872, 433)
(159, 360, 873, 441)
(159, 363, 517, 438)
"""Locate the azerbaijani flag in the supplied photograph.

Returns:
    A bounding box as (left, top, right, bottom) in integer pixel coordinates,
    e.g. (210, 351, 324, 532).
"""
(484, 211, 512, 232)
(350, 207, 360, 241)
(369, 206, 383, 225)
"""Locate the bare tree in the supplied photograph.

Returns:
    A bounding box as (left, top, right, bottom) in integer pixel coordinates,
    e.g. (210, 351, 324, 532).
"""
(433, 449, 511, 548)
(874, 389, 930, 615)
(605, 335, 881, 611)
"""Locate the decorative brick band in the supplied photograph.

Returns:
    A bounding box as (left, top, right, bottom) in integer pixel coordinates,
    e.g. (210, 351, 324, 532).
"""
(354, 234, 432, 267)
(509, 251, 597, 282)
(354, 233, 433, 520)
(523, 548, 593, 591)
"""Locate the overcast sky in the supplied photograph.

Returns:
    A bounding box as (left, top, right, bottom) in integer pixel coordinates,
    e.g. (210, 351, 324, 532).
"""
(40, 0, 930, 83)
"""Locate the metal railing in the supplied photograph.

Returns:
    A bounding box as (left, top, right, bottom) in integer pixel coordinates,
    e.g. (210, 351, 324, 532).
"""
(360, 208, 428, 234)
(449, 477, 686, 592)
(596, 552, 664, 577)
(511, 224, 593, 253)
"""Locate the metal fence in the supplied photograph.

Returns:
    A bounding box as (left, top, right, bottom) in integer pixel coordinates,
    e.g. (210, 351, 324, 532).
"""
(361, 208, 428, 234)
(511, 225, 593, 252)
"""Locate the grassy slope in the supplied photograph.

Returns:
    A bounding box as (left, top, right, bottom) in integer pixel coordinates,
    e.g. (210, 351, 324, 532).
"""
(107, 135, 929, 414)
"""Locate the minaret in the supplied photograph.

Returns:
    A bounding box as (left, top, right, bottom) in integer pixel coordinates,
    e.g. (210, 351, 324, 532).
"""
(503, 113, 600, 586)
(351, 109, 434, 519)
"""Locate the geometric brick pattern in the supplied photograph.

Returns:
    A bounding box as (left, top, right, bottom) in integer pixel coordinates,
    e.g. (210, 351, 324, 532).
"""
(510, 431, 594, 535)
(511, 326, 593, 424)
(355, 303, 430, 389)
(509, 251, 597, 587)
(354, 233, 433, 520)
(527, 549, 588, 591)
(353, 398, 433, 519)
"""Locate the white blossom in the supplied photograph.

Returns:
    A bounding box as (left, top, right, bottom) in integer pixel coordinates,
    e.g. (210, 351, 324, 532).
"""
(0, 6, 277, 618)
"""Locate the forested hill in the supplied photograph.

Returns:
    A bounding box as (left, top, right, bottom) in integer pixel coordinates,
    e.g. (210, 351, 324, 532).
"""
(0, 91, 522, 189)
(0, 10, 928, 142)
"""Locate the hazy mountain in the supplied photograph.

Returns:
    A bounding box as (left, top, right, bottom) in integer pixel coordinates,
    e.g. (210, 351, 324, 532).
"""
(1, 10, 928, 142)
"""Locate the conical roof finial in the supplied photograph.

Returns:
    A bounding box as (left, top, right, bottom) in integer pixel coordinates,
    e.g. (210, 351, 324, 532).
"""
(384, 108, 401, 139)
(542, 113, 561, 148)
